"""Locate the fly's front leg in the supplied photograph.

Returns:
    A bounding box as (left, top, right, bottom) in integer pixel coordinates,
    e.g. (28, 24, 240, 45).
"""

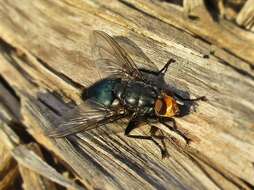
(173, 92, 207, 102)
(125, 115, 166, 158)
(173, 93, 207, 113)
(157, 59, 176, 76)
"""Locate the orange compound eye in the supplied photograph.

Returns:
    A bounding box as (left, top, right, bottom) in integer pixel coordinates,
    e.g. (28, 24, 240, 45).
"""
(155, 99, 167, 115)
(155, 95, 179, 117)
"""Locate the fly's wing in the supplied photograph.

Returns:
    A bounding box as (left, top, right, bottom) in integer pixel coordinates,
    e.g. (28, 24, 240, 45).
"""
(91, 30, 144, 81)
(45, 100, 124, 138)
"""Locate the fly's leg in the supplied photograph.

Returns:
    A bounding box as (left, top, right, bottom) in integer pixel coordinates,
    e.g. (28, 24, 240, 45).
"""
(150, 126, 163, 139)
(125, 118, 166, 158)
(157, 59, 176, 75)
(160, 118, 191, 144)
(173, 93, 207, 112)
(158, 59, 206, 102)
(150, 126, 169, 158)
(173, 92, 207, 102)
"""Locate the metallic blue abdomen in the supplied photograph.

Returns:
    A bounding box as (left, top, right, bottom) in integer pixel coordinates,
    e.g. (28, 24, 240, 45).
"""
(85, 78, 121, 107)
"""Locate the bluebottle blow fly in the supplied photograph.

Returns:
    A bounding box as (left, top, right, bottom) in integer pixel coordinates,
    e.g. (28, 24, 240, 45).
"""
(46, 31, 206, 157)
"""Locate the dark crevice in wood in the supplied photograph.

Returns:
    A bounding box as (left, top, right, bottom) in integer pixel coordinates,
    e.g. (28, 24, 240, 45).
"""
(0, 37, 15, 54)
(0, 76, 37, 145)
(39, 143, 75, 179)
(73, 179, 85, 190)
(0, 101, 16, 123)
(0, 155, 17, 180)
(0, 75, 21, 121)
(162, 0, 183, 6)
(8, 57, 39, 87)
(239, 178, 254, 190)
(8, 121, 35, 144)
(0, 74, 20, 102)
(0, 39, 39, 88)
(8, 172, 22, 190)
(219, 59, 254, 81)
(118, 0, 159, 22)
(32, 54, 84, 90)
(220, 47, 254, 71)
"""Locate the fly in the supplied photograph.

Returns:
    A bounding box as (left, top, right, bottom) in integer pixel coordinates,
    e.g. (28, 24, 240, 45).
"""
(46, 30, 206, 158)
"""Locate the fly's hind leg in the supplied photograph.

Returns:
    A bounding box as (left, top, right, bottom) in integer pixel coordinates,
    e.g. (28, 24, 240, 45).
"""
(157, 58, 176, 75)
(150, 126, 169, 158)
(125, 118, 167, 158)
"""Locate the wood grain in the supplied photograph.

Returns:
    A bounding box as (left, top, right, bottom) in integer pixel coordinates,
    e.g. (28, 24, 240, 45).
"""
(17, 143, 58, 190)
(0, 133, 18, 190)
(236, 0, 254, 31)
(12, 144, 84, 190)
(0, 0, 253, 189)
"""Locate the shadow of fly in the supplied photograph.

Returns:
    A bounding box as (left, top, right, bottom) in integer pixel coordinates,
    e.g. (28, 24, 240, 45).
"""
(46, 31, 206, 158)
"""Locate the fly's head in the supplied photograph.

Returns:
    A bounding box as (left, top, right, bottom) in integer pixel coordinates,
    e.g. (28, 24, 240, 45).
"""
(154, 93, 180, 118)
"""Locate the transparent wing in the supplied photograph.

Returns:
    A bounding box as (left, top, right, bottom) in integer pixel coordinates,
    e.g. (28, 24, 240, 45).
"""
(45, 100, 124, 138)
(90, 30, 144, 80)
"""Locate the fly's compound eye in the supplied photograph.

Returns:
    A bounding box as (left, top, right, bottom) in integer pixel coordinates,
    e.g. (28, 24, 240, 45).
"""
(155, 99, 167, 115)
(155, 95, 179, 117)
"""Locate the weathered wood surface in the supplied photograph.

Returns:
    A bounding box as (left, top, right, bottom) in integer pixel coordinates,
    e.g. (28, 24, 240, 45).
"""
(236, 0, 254, 31)
(12, 144, 84, 190)
(0, 126, 18, 190)
(16, 143, 58, 190)
(0, 0, 254, 189)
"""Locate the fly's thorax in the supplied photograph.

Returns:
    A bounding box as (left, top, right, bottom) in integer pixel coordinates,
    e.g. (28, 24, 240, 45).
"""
(154, 93, 180, 117)
(113, 80, 158, 114)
